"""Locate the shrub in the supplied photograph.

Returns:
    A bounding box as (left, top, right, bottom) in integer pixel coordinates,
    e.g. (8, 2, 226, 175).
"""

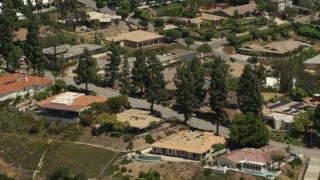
(202, 168, 212, 176)
(145, 135, 155, 144)
(116, 8, 129, 19)
(213, 143, 225, 152)
(138, 20, 148, 27)
(47, 125, 64, 135)
(112, 172, 122, 178)
(140, 12, 151, 22)
(123, 134, 135, 142)
(79, 114, 93, 126)
(204, 31, 214, 41)
(154, 19, 165, 27)
(29, 125, 40, 134)
(128, 169, 132, 173)
(133, 9, 142, 17)
(120, 167, 127, 173)
(139, 172, 147, 178)
(110, 132, 123, 137)
(120, 158, 133, 165)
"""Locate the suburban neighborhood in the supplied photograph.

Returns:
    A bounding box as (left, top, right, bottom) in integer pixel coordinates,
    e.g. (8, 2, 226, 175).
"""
(0, 0, 320, 180)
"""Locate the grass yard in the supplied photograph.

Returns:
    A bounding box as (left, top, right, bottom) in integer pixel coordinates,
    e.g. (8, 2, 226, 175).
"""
(0, 133, 49, 179)
(40, 141, 117, 178)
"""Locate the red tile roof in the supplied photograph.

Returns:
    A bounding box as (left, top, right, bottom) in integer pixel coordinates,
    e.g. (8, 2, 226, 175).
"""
(218, 146, 286, 164)
(0, 73, 53, 96)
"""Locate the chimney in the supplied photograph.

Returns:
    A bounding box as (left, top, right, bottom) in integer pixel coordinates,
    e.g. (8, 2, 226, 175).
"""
(227, 149, 230, 154)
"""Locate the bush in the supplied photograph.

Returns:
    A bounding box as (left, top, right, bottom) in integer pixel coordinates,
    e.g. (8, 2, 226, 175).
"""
(145, 135, 155, 144)
(120, 158, 133, 165)
(112, 172, 122, 178)
(120, 167, 127, 173)
(213, 143, 225, 152)
(139, 172, 147, 178)
(110, 132, 123, 137)
(47, 125, 64, 135)
(107, 95, 130, 113)
(202, 168, 212, 176)
(123, 134, 135, 142)
(29, 125, 40, 134)
(140, 12, 151, 22)
(204, 31, 214, 41)
(154, 19, 165, 27)
(133, 9, 142, 17)
(116, 8, 129, 19)
(138, 20, 148, 27)
(80, 114, 93, 126)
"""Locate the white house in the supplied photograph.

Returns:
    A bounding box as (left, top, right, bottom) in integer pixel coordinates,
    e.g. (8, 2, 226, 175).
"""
(0, 73, 53, 101)
(270, 0, 292, 11)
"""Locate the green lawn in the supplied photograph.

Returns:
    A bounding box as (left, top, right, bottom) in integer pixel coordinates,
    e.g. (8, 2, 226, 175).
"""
(41, 141, 117, 178)
(0, 134, 49, 178)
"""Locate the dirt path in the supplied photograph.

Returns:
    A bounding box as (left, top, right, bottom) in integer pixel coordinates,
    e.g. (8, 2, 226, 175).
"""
(0, 159, 22, 180)
(33, 139, 52, 179)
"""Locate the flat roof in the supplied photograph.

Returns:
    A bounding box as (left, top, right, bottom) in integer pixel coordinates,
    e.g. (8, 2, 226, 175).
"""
(37, 92, 107, 112)
(221, 3, 257, 16)
(105, 30, 164, 43)
(239, 40, 300, 54)
(116, 109, 162, 129)
(190, 13, 224, 24)
(0, 73, 53, 96)
(43, 44, 104, 59)
(266, 112, 294, 123)
(88, 12, 121, 23)
(152, 130, 226, 154)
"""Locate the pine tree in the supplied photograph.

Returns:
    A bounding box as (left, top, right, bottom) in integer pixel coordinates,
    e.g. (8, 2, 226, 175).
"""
(174, 65, 196, 123)
(313, 105, 320, 132)
(24, 16, 47, 76)
(189, 57, 205, 106)
(106, 41, 122, 86)
(145, 53, 167, 113)
(74, 48, 99, 92)
(120, 55, 131, 95)
(209, 56, 229, 135)
(131, 48, 147, 93)
(237, 64, 263, 116)
(0, 0, 17, 71)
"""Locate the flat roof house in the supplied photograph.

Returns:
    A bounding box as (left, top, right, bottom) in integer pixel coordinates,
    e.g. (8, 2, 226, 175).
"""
(211, 3, 257, 18)
(217, 145, 286, 172)
(0, 73, 53, 101)
(88, 12, 121, 27)
(37, 92, 107, 122)
(303, 54, 320, 70)
(116, 109, 162, 132)
(238, 40, 301, 56)
(105, 30, 165, 48)
(151, 130, 226, 160)
(43, 44, 104, 61)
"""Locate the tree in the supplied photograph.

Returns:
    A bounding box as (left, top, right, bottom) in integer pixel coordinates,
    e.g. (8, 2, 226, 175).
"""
(196, 43, 213, 53)
(204, 30, 215, 41)
(189, 58, 205, 106)
(145, 53, 167, 113)
(229, 113, 270, 148)
(48, 167, 72, 180)
(131, 48, 148, 93)
(74, 48, 99, 92)
(52, 79, 67, 95)
(185, 37, 195, 48)
(233, 10, 240, 19)
(138, 20, 149, 30)
(200, 21, 212, 29)
(116, 8, 130, 20)
(273, 60, 295, 93)
(165, 29, 182, 42)
(106, 41, 122, 86)
(292, 111, 312, 133)
(24, 16, 47, 76)
(271, 154, 286, 170)
(174, 65, 196, 123)
(290, 87, 307, 101)
(7, 45, 23, 72)
(237, 65, 263, 116)
(0, 0, 17, 71)
(209, 56, 229, 135)
(154, 18, 165, 27)
(313, 105, 320, 132)
(254, 64, 267, 87)
(120, 55, 131, 95)
(96, 0, 105, 12)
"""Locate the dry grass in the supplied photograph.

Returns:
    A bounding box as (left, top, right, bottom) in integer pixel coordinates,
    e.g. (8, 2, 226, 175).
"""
(227, 62, 244, 77)
(262, 92, 285, 101)
(223, 46, 236, 55)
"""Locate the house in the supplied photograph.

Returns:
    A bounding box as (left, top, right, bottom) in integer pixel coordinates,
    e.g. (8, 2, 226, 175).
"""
(210, 3, 257, 18)
(238, 40, 301, 56)
(270, 0, 292, 11)
(151, 130, 226, 160)
(303, 54, 320, 70)
(190, 13, 225, 28)
(87, 12, 121, 27)
(264, 100, 306, 130)
(43, 44, 104, 62)
(0, 73, 53, 101)
(216, 145, 287, 171)
(37, 92, 107, 122)
(116, 109, 162, 133)
(215, 3, 230, 10)
(105, 30, 165, 48)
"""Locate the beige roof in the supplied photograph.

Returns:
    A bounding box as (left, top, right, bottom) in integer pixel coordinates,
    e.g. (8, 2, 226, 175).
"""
(116, 109, 162, 129)
(190, 13, 224, 24)
(239, 40, 300, 54)
(105, 30, 164, 43)
(88, 12, 121, 23)
(221, 3, 257, 16)
(151, 130, 226, 154)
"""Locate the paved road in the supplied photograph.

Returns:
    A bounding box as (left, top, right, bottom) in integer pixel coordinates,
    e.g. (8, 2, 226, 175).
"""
(295, 12, 320, 23)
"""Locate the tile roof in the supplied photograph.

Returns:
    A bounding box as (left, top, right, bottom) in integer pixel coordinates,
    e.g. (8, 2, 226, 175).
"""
(239, 40, 300, 54)
(0, 73, 53, 96)
(37, 92, 107, 112)
(105, 30, 164, 43)
(151, 130, 226, 154)
(303, 54, 320, 64)
(218, 146, 286, 164)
